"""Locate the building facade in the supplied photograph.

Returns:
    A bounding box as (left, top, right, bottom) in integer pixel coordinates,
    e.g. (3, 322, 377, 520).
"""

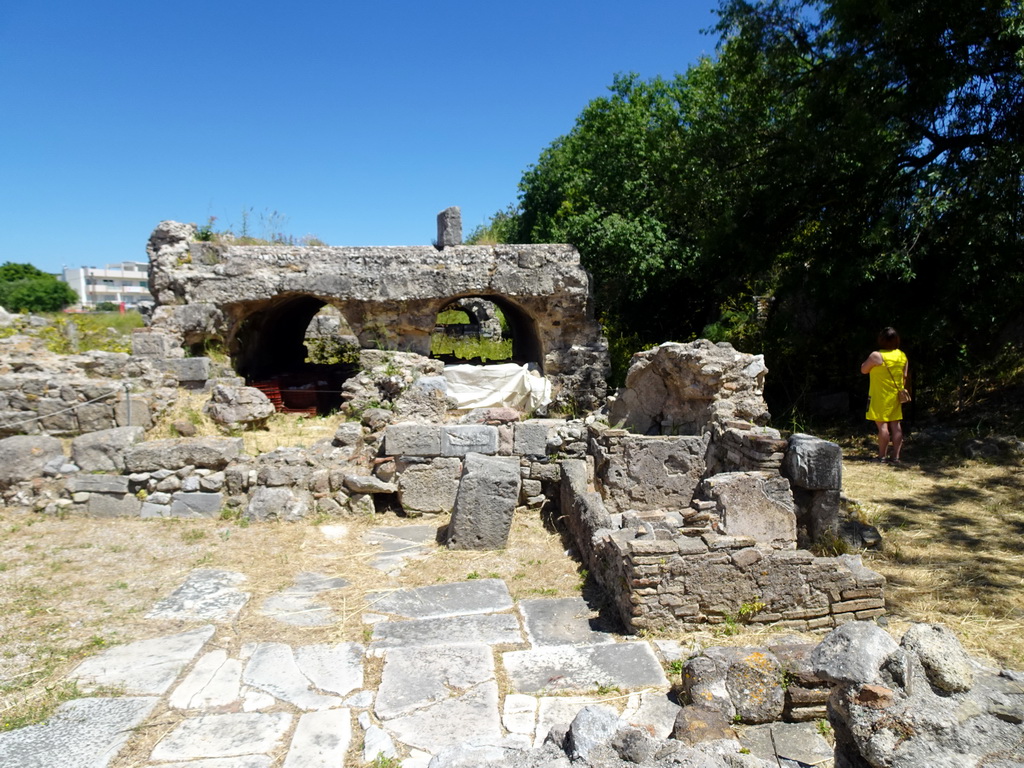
(61, 262, 153, 309)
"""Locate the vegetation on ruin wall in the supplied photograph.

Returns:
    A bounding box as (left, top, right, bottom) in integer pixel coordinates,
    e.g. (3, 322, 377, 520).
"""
(475, 0, 1024, 413)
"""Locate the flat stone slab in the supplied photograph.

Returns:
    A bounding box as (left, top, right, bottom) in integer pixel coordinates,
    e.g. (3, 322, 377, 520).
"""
(242, 643, 350, 710)
(146, 569, 250, 622)
(259, 571, 348, 627)
(154, 759, 272, 768)
(519, 597, 616, 647)
(503, 642, 669, 694)
(283, 709, 352, 768)
(151, 712, 292, 761)
(382, 681, 502, 754)
(170, 650, 243, 710)
(376, 645, 495, 720)
(0, 696, 158, 768)
(370, 613, 522, 653)
(370, 524, 440, 545)
(366, 536, 431, 574)
(73, 625, 214, 695)
(370, 578, 513, 620)
(738, 721, 834, 767)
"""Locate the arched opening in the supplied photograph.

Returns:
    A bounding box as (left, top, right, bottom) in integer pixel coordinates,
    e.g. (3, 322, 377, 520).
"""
(430, 295, 543, 370)
(230, 294, 358, 414)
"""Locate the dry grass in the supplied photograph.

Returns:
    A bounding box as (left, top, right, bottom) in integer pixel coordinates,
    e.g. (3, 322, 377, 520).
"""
(841, 443, 1024, 668)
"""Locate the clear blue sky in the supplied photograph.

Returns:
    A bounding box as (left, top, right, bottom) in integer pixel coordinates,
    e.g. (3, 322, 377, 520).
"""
(0, 0, 721, 274)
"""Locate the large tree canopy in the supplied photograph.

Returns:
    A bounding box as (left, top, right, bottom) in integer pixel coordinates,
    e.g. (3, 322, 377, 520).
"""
(504, 0, 1023, 409)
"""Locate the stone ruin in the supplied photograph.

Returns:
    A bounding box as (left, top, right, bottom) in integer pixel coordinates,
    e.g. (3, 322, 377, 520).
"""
(7, 215, 1019, 766)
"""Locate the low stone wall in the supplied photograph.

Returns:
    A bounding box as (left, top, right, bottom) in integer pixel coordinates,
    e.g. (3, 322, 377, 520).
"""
(561, 457, 885, 634)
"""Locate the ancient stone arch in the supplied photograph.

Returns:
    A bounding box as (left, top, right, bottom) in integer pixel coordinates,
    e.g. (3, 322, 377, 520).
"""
(146, 221, 609, 409)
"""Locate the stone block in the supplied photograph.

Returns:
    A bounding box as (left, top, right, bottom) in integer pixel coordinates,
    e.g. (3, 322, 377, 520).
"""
(67, 474, 131, 494)
(88, 493, 142, 518)
(71, 426, 146, 472)
(702, 471, 796, 547)
(593, 433, 708, 513)
(115, 395, 153, 429)
(436, 206, 462, 248)
(0, 435, 65, 488)
(169, 491, 224, 518)
(446, 453, 520, 549)
(125, 437, 244, 472)
(397, 457, 461, 515)
(441, 425, 498, 457)
(384, 423, 441, 457)
(514, 420, 557, 457)
(156, 356, 210, 384)
(783, 433, 842, 490)
(131, 330, 180, 358)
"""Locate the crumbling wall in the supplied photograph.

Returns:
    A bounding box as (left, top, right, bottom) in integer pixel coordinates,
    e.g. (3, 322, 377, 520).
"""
(145, 220, 609, 411)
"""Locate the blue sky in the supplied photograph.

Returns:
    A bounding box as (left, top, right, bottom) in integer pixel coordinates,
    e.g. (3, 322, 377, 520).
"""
(0, 1, 721, 274)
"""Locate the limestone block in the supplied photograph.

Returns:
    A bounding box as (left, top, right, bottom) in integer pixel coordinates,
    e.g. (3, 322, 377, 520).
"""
(67, 474, 131, 494)
(71, 426, 146, 472)
(702, 471, 796, 547)
(446, 453, 521, 550)
(156, 356, 210, 384)
(170, 491, 224, 518)
(125, 437, 244, 472)
(514, 420, 559, 457)
(782, 433, 842, 490)
(436, 206, 462, 248)
(131, 330, 181, 358)
(76, 402, 118, 433)
(343, 474, 397, 494)
(397, 457, 461, 515)
(384, 423, 441, 457)
(440, 425, 498, 457)
(0, 435, 65, 488)
(595, 434, 708, 514)
(247, 486, 311, 521)
(88, 493, 142, 518)
(114, 395, 153, 430)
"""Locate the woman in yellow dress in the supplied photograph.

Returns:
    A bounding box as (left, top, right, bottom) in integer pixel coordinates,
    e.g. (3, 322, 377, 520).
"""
(861, 327, 909, 463)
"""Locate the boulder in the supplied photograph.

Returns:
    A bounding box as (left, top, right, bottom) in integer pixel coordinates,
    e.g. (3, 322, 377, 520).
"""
(202, 385, 275, 432)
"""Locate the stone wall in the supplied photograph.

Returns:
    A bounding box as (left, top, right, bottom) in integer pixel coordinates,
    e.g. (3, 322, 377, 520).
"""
(146, 220, 609, 411)
(561, 457, 886, 634)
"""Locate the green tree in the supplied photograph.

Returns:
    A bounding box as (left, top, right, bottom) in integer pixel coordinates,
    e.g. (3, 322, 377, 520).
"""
(0, 262, 79, 312)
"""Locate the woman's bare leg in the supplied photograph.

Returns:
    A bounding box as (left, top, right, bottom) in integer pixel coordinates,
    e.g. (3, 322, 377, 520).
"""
(889, 420, 903, 461)
(875, 421, 890, 460)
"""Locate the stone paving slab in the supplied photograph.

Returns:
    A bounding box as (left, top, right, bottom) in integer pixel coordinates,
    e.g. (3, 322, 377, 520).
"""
(294, 643, 365, 697)
(72, 625, 215, 694)
(503, 641, 669, 693)
(370, 524, 440, 544)
(368, 536, 432, 573)
(621, 691, 683, 739)
(169, 649, 243, 710)
(146, 569, 250, 621)
(282, 709, 352, 768)
(242, 643, 344, 710)
(150, 712, 292, 761)
(381, 680, 502, 753)
(260, 571, 348, 627)
(375, 644, 495, 720)
(151, 758, 272, 768)
(518, 597, 616, 647)
(370, 578, 513, 619)
(534, 695, 602, 747)
(370, 613, 523, 653)
(0, 696, 158, 768)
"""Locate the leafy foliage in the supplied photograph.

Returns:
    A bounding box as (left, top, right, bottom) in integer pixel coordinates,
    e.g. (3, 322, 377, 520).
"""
(510, 0, 1024, 412)
(0, 262, 78, 313)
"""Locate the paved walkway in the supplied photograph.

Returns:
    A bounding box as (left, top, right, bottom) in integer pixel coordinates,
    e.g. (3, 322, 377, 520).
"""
(0, 523, 832, 767)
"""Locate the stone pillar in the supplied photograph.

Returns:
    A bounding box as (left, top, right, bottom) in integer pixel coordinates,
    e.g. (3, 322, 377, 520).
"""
(436, 207, 462, 249)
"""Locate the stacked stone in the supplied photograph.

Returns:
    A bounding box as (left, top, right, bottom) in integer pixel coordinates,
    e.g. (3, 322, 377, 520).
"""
(706, 422, 788, 475)
(593, 529, 885, 634)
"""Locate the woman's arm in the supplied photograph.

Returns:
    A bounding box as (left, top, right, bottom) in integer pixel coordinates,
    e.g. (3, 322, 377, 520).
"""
(861, 351, 883, 374)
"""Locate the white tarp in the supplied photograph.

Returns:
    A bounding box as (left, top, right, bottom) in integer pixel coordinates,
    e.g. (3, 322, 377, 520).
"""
(442, 363, 552, 412)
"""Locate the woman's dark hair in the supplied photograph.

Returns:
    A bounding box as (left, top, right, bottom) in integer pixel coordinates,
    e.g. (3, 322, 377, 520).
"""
(877, 327, 901, 350)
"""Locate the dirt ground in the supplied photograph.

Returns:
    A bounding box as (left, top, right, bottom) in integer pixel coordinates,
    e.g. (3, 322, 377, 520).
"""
(1, 417, 1022, 733)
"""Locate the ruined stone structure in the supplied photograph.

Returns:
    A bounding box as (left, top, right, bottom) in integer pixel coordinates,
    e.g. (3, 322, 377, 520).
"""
(145, 220, 609, 411)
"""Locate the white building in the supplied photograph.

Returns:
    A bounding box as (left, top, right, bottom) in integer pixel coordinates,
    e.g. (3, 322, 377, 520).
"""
(60, 261, 153, 309)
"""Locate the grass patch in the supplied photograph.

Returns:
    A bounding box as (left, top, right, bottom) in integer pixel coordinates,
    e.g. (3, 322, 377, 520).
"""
(430, 334, 512, 362)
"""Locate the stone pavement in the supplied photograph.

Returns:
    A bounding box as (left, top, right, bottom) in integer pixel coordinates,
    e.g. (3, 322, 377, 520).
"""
(0, 522, 831, 768)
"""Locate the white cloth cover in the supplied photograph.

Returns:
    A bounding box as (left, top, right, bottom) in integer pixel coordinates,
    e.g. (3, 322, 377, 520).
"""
(442, 363, 552, 412)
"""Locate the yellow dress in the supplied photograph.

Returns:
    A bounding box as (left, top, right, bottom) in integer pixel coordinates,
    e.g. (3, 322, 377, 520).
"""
(866, 348, 908, 422)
